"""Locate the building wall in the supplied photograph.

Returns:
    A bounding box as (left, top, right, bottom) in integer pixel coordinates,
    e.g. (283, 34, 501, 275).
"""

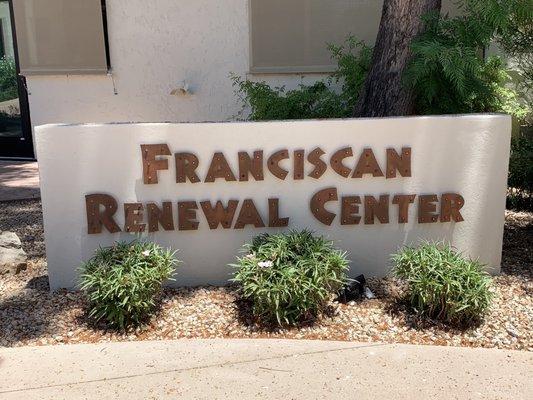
(25, 0, 326, 129)
(25, 0, 457, 130)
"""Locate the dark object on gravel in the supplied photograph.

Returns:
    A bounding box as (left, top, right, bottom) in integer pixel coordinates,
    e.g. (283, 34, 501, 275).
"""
(337, 274, 366, 303)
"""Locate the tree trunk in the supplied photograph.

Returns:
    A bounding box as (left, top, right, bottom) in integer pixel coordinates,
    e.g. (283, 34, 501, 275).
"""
(353, 0, 442, 117)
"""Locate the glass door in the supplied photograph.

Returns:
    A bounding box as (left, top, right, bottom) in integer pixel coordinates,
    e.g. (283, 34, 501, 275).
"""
(0, 0, 33, 159)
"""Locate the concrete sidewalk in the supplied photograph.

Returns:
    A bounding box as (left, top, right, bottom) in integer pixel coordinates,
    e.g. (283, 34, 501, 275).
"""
(0, 160, 40, 201)
(0, 339, 531, 399)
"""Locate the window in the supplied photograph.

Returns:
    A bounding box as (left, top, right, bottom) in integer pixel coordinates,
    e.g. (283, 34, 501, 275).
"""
(250, 0, 458, 74)
(11, 0, 109, 75)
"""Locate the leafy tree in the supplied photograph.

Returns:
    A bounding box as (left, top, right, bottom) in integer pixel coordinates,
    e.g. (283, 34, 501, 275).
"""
(232, 0, 530, 121)
(405, 0, 531, 117)
(353, 0, 442, 117)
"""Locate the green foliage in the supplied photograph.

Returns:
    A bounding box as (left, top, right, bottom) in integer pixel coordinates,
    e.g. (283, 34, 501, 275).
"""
(231, 230, 349, 326)
(497, 0, 533, 125)
(392, 242, 493, 326)
(328, 37, 373, 110)
(507, 134, 533, 210)
(231, 78, 347, 121)
(233, 1, 530, 121)
(0, 56, 18, 102)
(497, 0, 533, 70)
(231, 37, 371, 121)
(79, 241, 178, 329)
(405, 1, 531, 118)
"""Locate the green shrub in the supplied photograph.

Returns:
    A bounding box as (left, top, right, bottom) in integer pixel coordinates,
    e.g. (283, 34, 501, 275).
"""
(79, 241, 178, 329)
(328, 36, 373, 111)
(392, 242, 493, 326)
(231, 230, 349, 326)
(508, 134, 533, 210)
(231, 37, 371, 121)
(0, 56, 18, 102)
(231, 78, 347, 121)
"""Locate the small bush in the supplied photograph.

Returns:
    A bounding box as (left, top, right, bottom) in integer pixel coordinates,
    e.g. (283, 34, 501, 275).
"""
(392, 242, 493, 326)
(79, 241, 178, 329)
(231, 230, 349, 326)
(231, 78, 347, 121)
(508, 134, 533, 210)
(328, 36, 372, 109)
(231, 36, 371, 121)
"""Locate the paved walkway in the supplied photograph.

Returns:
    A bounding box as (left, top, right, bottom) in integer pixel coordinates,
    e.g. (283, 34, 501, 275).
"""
(0, 160, 40, 201)
(0, 339, 531, 399)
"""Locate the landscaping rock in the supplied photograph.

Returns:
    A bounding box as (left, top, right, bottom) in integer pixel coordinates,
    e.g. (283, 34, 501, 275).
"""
(0, 231, 27, 274)
(0, 231, 21, 248)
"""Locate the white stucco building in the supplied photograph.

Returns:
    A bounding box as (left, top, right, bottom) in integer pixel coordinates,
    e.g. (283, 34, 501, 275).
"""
(2, 0, 457, 158)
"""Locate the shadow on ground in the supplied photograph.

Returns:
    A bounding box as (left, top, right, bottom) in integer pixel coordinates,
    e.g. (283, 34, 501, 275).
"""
(0, 288, 83, 346)
(382, 297, 483, 335)
(0, 199, 45, 260)
(25, 275, 50, 291)
(234, 295, 338, 333)
(501, 211, 532, 278)
(0, 161, 40, 202)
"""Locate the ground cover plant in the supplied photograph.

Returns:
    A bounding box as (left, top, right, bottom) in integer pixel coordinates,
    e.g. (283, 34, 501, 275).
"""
(79, 241, 178, 329)
(392, 242, 493, 327)
(231, 230, 349, 326)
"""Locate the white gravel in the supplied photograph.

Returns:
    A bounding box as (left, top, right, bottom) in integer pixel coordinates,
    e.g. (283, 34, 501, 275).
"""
(1, 200, 531, 350)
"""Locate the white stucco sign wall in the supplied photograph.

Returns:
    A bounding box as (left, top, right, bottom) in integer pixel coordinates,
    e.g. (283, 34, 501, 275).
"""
(36, 115, 511, 290)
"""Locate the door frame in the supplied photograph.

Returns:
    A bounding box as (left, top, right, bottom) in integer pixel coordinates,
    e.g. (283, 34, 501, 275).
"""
(0, 0, 34, 160)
